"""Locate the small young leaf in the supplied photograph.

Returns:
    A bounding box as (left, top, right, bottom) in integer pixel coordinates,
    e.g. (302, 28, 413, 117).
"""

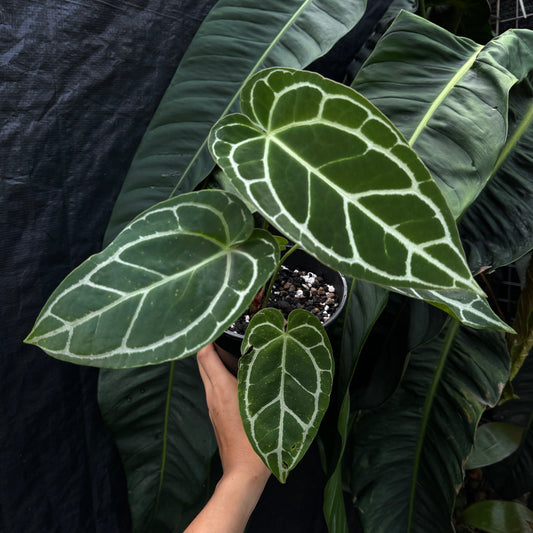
(25, 190, 279, 368)
(238, 308, 334, 482)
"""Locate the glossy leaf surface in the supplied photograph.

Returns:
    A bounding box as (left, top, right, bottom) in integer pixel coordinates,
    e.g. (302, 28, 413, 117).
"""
(460, 500, 533, 533)
(239, 308, 334, 482)
(26, 190, 279, 367)
(210, 67, 482, 298)
(104, 0, 368, 242)
(98, 359, 217, 533)
(353, 11, 533, 219)
(350, 322, 509, 533)
(465, 422, 524, 469)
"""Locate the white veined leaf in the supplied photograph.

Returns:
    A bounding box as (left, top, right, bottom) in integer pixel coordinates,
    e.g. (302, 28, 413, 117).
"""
(26, 190, 279, 368)
(238, 308, 334, 482)
(209, 68, 487, 309)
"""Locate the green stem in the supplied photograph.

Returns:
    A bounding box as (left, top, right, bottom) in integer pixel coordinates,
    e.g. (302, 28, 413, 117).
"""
(155, 361, 175, 514)
(418, 0, 427, 18)
(262, 243, 299, 309)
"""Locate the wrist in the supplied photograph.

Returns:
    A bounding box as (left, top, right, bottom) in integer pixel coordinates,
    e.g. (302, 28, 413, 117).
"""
(217, 467, 270, 503)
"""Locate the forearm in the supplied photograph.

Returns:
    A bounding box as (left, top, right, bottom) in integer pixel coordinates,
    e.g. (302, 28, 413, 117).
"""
(184, 471, 269, 533)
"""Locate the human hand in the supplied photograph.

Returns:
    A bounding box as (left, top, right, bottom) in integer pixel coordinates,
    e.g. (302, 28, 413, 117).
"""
(197, 343, 270, 485)
(185, 345, 269, 533)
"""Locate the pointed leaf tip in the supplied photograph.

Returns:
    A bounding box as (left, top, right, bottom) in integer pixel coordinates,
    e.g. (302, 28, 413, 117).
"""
(28, 190, 279, 368)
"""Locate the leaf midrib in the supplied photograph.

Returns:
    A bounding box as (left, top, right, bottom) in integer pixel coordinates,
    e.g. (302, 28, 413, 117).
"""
(268, 136, 476, 293)
(154, 361, 175, 520)
(32, 248, 230, 342)
(407, 319, 460, 531)
(408, 45, 483, 147)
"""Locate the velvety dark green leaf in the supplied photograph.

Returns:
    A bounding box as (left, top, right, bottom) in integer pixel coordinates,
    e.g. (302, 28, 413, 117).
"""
(104, 0, 368, 243)
(465, 422, 524, 469)
(210, 67, 483, 300)
(98, 358, 217, 533)
(460, 500, 533, 533)
(322, 279, 388, 533)
(239, 308, 334, 482)
(350, 322, 509, 533)
(26, 190, 279, 367)
(353, 11, 533, 219)
(460, 77, 533, 273)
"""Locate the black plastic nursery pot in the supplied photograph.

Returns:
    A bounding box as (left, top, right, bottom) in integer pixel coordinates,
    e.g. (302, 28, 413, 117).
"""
(215, 249, 348, 371)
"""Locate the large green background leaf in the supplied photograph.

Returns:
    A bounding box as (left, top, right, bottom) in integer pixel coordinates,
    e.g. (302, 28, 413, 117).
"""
(350, 296, 447, 410)
(26, 190, 278, 367)
(322, 279, 388, 533)
(98, 358, 217, 533)
(104, 0, 368, 242)
(350, 322, 509, 533)
(239, 308, 334, 482)
(210, 67, 482, 298)
(460, 76, 533, 273)
(507, 256, 533, 380)
(352, 11, 533, 219)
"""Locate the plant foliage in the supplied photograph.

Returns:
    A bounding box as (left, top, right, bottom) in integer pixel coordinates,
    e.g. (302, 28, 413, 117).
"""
(25, 2, 533, 532)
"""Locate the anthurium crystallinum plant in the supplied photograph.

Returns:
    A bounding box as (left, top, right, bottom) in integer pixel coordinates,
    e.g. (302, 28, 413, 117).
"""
(25, 1, 533, 532)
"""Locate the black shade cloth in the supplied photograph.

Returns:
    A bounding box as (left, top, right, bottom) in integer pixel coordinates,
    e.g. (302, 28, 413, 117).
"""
(1, 2, 216, 531)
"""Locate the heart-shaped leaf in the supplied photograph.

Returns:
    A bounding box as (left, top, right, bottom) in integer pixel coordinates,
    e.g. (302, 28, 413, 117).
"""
(25, 190, 279, 368)
(238, 308, 334, 482)
(209, 67, 482, 298)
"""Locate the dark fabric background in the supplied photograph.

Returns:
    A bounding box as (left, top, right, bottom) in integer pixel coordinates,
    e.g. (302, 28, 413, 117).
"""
(1, 1, 390, 531)
(1, 2, 216, 531)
